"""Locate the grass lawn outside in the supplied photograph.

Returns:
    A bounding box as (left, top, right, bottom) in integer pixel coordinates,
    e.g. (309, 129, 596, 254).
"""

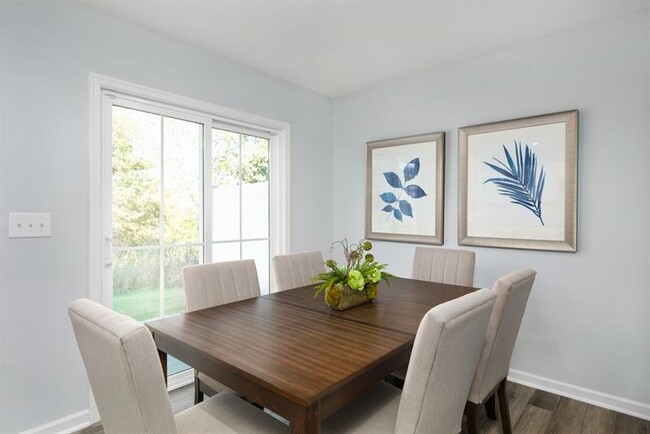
(113, 286, 186, 321)
(113, 286, 189, 375)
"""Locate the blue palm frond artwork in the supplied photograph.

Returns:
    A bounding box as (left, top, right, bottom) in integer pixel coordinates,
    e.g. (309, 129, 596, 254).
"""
(483, 141, 546, 226)
(379, 158, 427, 222)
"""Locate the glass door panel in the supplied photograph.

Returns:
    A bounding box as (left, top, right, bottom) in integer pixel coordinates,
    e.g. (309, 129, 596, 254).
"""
(112, 106, 161, 249)
(241, 134, 269, 240)
(163, 117, 202, 245)
(111, 104, 204, 377)
(212, 127, 270, 294)
(212, 129, 240, 242)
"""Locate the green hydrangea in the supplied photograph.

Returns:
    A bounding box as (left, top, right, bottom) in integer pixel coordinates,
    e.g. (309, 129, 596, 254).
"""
(347, 269, 365, 290)
(369, 268, 382, 283)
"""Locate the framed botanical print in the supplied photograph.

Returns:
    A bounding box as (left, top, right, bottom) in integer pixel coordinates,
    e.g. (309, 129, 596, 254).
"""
(459, 110, 578, 252)
(365, 132, 445, 245)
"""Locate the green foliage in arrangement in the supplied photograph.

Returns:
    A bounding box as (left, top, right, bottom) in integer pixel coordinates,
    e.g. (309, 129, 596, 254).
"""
(313, 239, 394, 301)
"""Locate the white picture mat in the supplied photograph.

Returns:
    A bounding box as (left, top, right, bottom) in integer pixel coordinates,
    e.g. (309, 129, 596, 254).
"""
(371, 141, 437, 236)
(467, 122, 566, 241)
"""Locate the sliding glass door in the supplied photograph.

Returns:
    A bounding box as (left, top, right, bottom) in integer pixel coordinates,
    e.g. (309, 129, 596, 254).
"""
(105, 95, 272, 379)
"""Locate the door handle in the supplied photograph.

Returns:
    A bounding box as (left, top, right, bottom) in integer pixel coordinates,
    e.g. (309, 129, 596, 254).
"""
(105, 236, 113, 267)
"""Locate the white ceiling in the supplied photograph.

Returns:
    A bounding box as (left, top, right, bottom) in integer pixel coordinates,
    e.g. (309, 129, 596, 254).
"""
(82, 0, 649, 97)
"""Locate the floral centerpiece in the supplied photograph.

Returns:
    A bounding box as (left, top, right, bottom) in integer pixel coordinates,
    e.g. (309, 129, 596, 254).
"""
(313, 239, 393, 311)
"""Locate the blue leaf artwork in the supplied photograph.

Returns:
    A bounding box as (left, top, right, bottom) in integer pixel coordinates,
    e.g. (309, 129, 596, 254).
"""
(403, 158, 420, 182)
(398, 200, 413, 217)
(404, 185, 426, 199)
(379, 192, 398, 203)
(383, 172, 402, 189)
(379, 157, 427, 221)
(483, 141, 546, 226)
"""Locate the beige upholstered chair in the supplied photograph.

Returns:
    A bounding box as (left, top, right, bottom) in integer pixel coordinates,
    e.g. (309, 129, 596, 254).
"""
(272, 250, 325, 291)
(412, 247, 476, 286)
(466, 269, 536, 434)
(68, 299, 285, 434)
(392, 247, 477, 383)
(323, 288, 497, 434)
(182, 259, 261, 403)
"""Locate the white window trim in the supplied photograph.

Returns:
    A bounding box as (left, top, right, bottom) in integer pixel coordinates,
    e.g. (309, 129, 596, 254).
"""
(89, 73, 290, 306)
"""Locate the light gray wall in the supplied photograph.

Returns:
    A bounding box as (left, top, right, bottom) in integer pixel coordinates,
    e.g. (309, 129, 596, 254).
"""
(332, 10, 649, 408)
(0, 2, 331, 431)
(1, 2, 648, 431)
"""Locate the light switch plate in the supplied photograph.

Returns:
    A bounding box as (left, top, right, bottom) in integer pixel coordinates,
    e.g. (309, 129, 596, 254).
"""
(8, 213, 52, 238)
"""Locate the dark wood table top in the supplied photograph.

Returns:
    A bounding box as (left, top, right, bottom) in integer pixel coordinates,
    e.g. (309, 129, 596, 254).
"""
(265, 277, 476, 335)
(147, 296, 411, 405)
(146, 276, 477, 433)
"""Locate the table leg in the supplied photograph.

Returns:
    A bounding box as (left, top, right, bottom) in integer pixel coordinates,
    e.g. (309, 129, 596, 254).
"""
(290, 401, 321, 434)
(158, 349, 168, 385)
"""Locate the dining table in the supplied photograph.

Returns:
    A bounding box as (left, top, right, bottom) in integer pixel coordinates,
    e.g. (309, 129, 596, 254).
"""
(146, 277, 477, 434)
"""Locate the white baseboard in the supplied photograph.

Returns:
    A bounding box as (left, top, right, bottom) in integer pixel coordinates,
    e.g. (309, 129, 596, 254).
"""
(20, 410, 90, 434)
(21, 370, 194, 433)
(508, 368, 650, 421)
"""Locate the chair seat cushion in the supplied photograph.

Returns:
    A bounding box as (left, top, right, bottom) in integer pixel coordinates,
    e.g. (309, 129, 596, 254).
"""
(322, 381, 401, 434)
(196, 369, 236, 394)
(175, 392, 287, 433)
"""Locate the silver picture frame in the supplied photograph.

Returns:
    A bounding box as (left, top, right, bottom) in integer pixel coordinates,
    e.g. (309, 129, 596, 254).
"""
(365, 132, 445, 245)
(459, 110, 578, 252)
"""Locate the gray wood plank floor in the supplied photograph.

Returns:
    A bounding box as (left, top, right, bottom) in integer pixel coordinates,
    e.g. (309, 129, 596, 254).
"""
(77, 381, 649, 434)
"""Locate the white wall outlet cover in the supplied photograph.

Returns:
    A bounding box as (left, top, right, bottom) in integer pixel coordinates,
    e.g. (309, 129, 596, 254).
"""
(8, 212, 52, 238)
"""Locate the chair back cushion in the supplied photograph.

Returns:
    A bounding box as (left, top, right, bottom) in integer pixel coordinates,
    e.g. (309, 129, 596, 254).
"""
(273, 250, 325, 291)
(182, 259, 260, 312)
(68, 299, 176, 434)
(412, 247, 476, 286)
(468, 269, 536, 403)
(396, 288, 496, 434)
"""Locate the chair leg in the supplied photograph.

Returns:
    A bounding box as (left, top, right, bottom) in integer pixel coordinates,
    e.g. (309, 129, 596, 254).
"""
(194, 377, 204, 404)
(466, 401, 480, 434)
(497, 379, 512, 434)
(486, 393, 497, 420)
